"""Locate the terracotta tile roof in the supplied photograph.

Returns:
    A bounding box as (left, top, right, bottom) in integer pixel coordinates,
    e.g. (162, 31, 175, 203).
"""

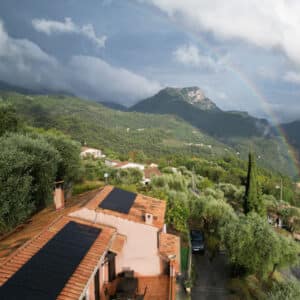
(144, 167, 161, 179)
(109, 234, 126, 254)
(85, 186, 166, 229)
(0, 189, 101, 263)
(159, 232, 181, 274)
(0, 216, 115, 300)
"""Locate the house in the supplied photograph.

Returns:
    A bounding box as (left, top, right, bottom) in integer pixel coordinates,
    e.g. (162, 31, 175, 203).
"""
(80, 147, 105, 159)
(104, 159, 120, 167)
(142, 166, 162, 185)
(104, 160, 145, 170)
(114, 161, 145, 171)
(105, 160, 161, 184)
(0, 186, 180, 300)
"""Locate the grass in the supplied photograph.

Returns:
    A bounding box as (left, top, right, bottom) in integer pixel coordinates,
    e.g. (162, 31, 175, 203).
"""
(181, 246, 189, 273)
(72, 181, 104, 195)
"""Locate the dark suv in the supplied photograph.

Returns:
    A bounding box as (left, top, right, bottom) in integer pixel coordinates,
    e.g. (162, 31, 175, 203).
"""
(190, 230, 205, 254)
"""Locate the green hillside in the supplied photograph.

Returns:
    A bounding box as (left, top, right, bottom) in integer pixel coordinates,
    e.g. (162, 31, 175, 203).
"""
(0, 91, 296, 177)
(0, 92, 229, 158)
(131, 87, 297, 177)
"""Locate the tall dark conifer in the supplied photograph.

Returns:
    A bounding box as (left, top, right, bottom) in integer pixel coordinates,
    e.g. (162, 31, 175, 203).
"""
(244, 152, 264, 215)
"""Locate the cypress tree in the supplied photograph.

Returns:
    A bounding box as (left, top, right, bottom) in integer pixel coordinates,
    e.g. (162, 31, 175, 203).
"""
(244, 152, 264, 215)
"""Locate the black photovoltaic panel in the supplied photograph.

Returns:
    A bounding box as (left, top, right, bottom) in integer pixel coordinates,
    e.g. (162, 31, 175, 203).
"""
(99, 188, 136, 214)
(0, 221, 101, 300)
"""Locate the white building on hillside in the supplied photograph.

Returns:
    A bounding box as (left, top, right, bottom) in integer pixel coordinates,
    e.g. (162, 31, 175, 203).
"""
(80, 147, 105, 159)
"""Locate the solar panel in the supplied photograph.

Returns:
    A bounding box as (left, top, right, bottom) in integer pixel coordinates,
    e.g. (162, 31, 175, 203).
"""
(99, 188, 136, 214)
(0, 221, 101, 300)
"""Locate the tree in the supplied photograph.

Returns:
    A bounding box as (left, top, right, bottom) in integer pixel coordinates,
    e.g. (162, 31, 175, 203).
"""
(165, 191, 189, 232)
(42, 130, 81, 184)
(0, 148, 34, 232)
(0, 102, 19, 136)
(244, 152, 264, 215)
(221, 213, 299, 278)
(189, 192, 236, 240)
(0, 133, 59, 208)
(0, 133, 59, 232)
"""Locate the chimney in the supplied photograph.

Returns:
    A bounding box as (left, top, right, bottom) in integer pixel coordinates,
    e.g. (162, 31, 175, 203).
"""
(54, 181, 65, 210)
(145, 213, 153, 225)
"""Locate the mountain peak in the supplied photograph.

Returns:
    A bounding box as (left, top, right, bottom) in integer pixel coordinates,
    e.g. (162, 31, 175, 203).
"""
(159, 86, 220, 111)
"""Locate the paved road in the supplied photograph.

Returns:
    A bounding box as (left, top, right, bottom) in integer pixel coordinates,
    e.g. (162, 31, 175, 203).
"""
(191, 252, 230, 300)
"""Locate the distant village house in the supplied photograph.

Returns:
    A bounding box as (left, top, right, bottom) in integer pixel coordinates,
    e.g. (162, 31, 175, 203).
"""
(80, 147, 106, 159)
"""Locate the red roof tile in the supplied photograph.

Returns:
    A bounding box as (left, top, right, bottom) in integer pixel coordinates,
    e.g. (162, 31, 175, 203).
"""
(159, 232, 181, 273)
(0, 216, 115, 299)
(85, 186, 166, 229)
(144, 167, 161, 179)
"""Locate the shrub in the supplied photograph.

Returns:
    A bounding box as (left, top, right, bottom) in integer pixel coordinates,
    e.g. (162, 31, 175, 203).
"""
(267, 280, 300, 300)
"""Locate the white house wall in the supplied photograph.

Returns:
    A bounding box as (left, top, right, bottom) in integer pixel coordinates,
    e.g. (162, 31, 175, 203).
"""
(69, 208, 161, 276)
(120, 163, 145, 171)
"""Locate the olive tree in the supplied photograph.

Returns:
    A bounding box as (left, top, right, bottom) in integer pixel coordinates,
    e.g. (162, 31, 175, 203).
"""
(0, 102, 19, 136)
(0, 133, 59, 232)
(221, 213, 299, 277)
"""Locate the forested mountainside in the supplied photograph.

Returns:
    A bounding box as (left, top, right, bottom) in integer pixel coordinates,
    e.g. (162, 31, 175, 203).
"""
(0, 91, 297, 177)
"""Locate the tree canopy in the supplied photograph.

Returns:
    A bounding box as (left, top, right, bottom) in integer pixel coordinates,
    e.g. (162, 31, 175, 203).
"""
(244, 153, 264, 215)
(221, 213, 299, 277)
(0, 102, 19, 136)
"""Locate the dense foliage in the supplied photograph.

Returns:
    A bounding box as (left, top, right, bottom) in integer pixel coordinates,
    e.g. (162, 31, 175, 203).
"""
(0, 92, 297, 177)
(267, 280, 300, 300)
(244, 153, 264, 215)
(0, 102, 19, 136)
(0, 133, 58, 231)
(0, 107, 81, 233)
(221, 213, 299, 277)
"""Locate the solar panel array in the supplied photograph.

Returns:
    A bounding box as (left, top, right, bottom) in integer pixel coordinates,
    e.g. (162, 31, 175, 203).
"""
(99, 188, 136, 214)
(0, 221, 101, 300)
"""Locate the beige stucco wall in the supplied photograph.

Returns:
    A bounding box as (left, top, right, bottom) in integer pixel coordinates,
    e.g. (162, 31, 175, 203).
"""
(70, 208, 161, 276)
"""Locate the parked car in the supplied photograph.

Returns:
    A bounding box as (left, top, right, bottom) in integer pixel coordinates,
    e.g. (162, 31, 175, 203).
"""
(190, 230, 205, 254)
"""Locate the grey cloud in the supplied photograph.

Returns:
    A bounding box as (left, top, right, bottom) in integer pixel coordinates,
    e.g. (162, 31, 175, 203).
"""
(142, 0, 300, 65)
(173, 44, 227, 72)
(32, 17, 107, 48)
(284, 71, 300, 84)
(0, 20, 161, 104)
(67, 56, 162, 104)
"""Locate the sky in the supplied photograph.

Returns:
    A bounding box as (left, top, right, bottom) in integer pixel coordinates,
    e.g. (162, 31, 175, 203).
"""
(0, 0, 300, 122)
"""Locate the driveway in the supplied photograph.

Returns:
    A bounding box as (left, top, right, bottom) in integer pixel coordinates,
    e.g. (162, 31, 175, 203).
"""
(191, 252, 230, 300)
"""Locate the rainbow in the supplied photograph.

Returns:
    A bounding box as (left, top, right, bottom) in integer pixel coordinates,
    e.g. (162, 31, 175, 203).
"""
(184, 31, 300, 178)
(228, 66, 300, 178)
